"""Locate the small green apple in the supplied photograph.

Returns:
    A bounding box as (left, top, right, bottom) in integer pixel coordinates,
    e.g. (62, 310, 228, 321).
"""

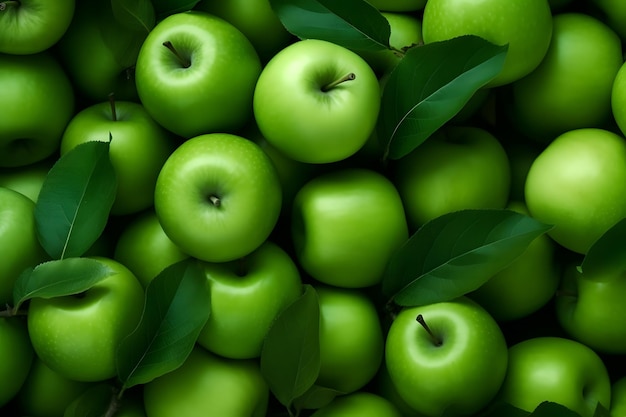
(310, 391, 404, 417)
(0, 317, 34, 408)
(0, 159, 52, 203)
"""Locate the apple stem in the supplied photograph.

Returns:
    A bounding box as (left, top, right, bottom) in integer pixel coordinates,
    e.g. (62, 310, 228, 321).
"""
(321, 73, 356, 92)
(108, 93, 118, 122)
(416, 314, 442, 347)
(162, 41, 191, 68)
(0, 1, 19, 11)
(208, 194, 221, 207)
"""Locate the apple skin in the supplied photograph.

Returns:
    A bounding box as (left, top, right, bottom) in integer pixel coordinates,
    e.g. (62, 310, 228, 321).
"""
(196, 240, 303, 359)
(59, 100, 177, 216)
(154, 133, 282, 263)
(143, 346, 269, 417)
(421, 0, 553, 87)
(385, 297, 508, 417)
(610, 376, 626, 417)
(611, 61, 626, 138)
(0, 317, 34, 408)
(0, 0, 75, 55)
(253, 39, 381, 164)
(27, 257, 145, 382)
(0, 52, 75, 168)
(590, 0, 626, 41)
(496, 336, 611, 417)
(135, 10, 262, 138)
(0, 159, 52, 203)
(291, 168, 408, 288)
(310, 392, 404, 417)
(524, 128, 626, 254)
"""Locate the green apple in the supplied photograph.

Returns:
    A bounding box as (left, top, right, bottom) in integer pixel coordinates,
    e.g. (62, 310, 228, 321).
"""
(392, 126, 510, 230)
(0, 0, 75, 54)
(154, 133, 282, 263)
(385, 296, 508, 417)
(497, 336, 611, 417)
(590, 0, 626, 41)
(143, 346, 269, 417)
(611, 61, 626, 138)
(253, 39, 381, 164)
(421, 0, 553, 87)
(366, 0, 426, 12)
(0, 317, 34, 408)
(60, 99, 176, 216)
(27, 257, 145, 382)
(291, 168, 408, 288)
(610, 376, 626, 417)
(524, 128, 626, 254)
(196, 240, 303, 359)
(508, 13, 623, 142)
(0, 159, 52, 203)
(310, 391, 404, 417)
(135, 10, 262, 138)
(0, 52, 75, 168)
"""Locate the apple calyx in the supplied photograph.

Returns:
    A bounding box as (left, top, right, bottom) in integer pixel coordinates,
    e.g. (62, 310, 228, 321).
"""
(0, 1, 19, 11)
(208, 194, 221, 207)
(416, 314, 443, 347)
(321, 73, 356, 92)
(109, 93, 118, 122)
(162, 41, 191, 68)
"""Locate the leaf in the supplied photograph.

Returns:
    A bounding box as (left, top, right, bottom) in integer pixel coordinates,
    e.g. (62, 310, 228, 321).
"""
(292, 384, 344, 411)
(579, 217, 626, 279)
(110, 0, 156, 33)
(529, 402, 583, 417)
(34, 140, 117, 260)
(12, 258, 116, 312)
(116, 258, 211, 391)
(63, 383, 116, 417)
(377, 35, 508, 161)
(383, 209, 553, 307)
(260, 284, 321, 409)
(269, 0, 390, 51)
(151, 0, 202, 19)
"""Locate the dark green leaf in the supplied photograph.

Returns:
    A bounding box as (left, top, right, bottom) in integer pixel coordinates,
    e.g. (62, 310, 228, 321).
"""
(63, 383, 116, 417)
(377, 35, 508, 161)
(383, 209, 553, 307)
(269, 0, 390, 51)
(260, 284, 321, 409)
(152, 0, 202, 19)
(579, 217, 626, 279)
(12, 258, 116, 312)
(34, 140, 117, 260)
(593, 403, 612, 417)
(116, 258, 211, 390)
(111, 0, 156, 32)
(529, 402, 583, 416)
(292, 384, 344, 411)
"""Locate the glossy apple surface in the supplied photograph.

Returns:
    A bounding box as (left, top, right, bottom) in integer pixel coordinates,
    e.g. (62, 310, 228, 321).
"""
(0, 317, 34, 408)
(310, 392, 403, 417)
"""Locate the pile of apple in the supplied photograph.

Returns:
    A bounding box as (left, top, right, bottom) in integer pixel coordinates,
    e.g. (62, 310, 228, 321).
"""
(3, 0, 626, 416)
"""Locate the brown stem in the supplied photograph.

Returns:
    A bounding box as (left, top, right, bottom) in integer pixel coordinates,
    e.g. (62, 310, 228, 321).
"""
(416, 314, 442, 347)
(162, 41, 190, 68)
(108, 93, 117, 122)
(321, 73, 356, 92)
(208, 195, 221, 207)
(0, 1, 20, 11)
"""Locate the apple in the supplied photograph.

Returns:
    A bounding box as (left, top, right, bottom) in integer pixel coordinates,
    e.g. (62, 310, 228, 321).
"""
(524, 128, 626, 254)
(0, 317, 34, 408)
(310, 391, 404, 417)
(59, 98, 176, 216)
(196, 240, 303, 359)
(135, 10, 262, 138)
(154, 133, 282, 263)
(0, 51, 75, 168)
(496, 336, 612, 417)
(385, 296, 509, 417)
(611, 61, 626, 138)
(365, 0, 426, 12)
(590, 0, 626, 41)
(27, 257, 145, 382)
(143, 346, 269, 417)
(0, 158, 52, 203)
(611, 376, 626, 417)
(253, 38, 381, 164)
(421, 0, 553, 87)
(391, 126, 511, 231)
(291, 168, 408, 288)
(0, 0, 75, 55)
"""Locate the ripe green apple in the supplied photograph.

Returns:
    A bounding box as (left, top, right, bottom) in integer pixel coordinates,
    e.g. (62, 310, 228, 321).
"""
(154, 133, 282, 263)
(385, 296, 508, 417)
(135, 10, 262, 138)
(0, 52, 75, 168)
(611, 61, 626, 138)
(507, 13, 623, 142)
(590, 0, 626, 41)
(143, 346, 269, 417)
(27, 257, 145, 382)
(60, 99, 176, 216)
(291, 168, 408, 288)
(421, 0, 553, 87)
(0, 0, 75, 54)
(253, 39, 381, 164)
(0, 159, 52, 203)
(196, 240, 303, 359)
(392, 126, 511, 230)
(310, 391, 404, 417)
(497, 336, 611, 417)
(610, 376, 626, 417)
(366, 0, 426, 12)
(0, 317, 34, 408)
(524, 128, 626, 254)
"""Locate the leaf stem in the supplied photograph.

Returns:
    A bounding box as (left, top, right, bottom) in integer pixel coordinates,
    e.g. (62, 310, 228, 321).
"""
(321, 73, 356, 92)
(416, 314, 442, 347)
(0, 1, 19, 11)
(162, 41, 190, 68)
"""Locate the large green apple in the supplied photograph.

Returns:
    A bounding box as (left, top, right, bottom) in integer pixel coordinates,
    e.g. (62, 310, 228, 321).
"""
(291, 168, 408, 288)
(385, 297, 508, 417)
(0, 52, 75, 168)
(497, 336, 611, 417)
(154, 133, 282, 263)
(27, 257, 145, 382)
(0, 317, 34, 408)
(253, 39, 381, 164)
(135, 10, 262, 138)
(310, 392, 403, 417)
(143, 346, 269, 417)
(524, 128, 626, 254)
(421, 0, 553, 87)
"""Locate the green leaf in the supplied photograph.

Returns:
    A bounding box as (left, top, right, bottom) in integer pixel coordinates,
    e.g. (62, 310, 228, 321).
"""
(110, 0, 156, 33)
(63, 383, 116, 417)
(152, 0, 202, 19)
(592, 402, 612, 417)
(579, 217, 626, 279)
(116, 258, 211, 391)
(383, 209, 553, 307)
(269, 0, 390, 51)
(529, 402, 583, 416)
(34, 140, 117, 260)
(260, 284, 321, 410)
(12, 258, 116, 312)
(377, 35, 508, 161)
(292, 384, 345, 411)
